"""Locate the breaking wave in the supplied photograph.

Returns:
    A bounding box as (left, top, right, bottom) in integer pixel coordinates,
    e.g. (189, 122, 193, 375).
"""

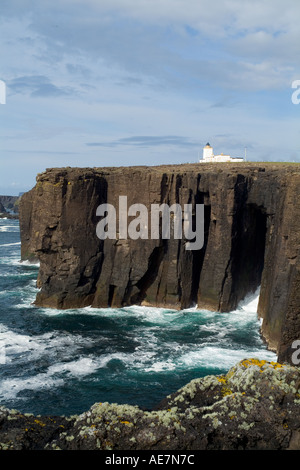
(0, 219, 277, 416)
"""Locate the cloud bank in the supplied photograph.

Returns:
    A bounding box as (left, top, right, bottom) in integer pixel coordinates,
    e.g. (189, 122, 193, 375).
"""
(0, 0, 299, 194)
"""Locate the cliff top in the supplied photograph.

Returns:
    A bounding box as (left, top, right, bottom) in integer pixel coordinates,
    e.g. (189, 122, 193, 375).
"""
(36, 161, 300, 183)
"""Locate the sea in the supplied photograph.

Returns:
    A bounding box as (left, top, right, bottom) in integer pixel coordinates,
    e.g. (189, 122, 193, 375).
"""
(0, 217, 277, 417)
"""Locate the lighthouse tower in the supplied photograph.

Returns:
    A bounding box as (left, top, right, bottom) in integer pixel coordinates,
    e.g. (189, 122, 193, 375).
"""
(202, 143, 214, 162)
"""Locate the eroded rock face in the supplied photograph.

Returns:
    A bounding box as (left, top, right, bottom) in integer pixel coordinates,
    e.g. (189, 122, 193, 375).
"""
(1, 359, 300, 450)
(19, 163, 300, 363)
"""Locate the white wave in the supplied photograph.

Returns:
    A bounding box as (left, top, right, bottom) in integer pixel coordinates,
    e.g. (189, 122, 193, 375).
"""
(19, 259, 40, 267)
(137, 339, 277, 374)
(1, 256, 23, 266)
(0, 325, 93, 363)
(198, 323, 220, 332)
(235, 287, 261, 313)
(177, 344, 276, 371)
(117, 305, 179, 324)
(0, 323, 107, 400)
(0, 278, 278, 407)
(35, 304, 180, 322)
(2, 272, 34, 278)
(46, 356, 100, 377)
(144, 360, 177, 372)
(0, 242, 21, 247)
(3, 258, 39, 268)
(0, 370, 68, 400)
(0, 328, 41, 361)
(0, 347, 140, 401)
(0, 225, 20, 232)
(0, 375, 64, 400)
(0, 353, 114, 401)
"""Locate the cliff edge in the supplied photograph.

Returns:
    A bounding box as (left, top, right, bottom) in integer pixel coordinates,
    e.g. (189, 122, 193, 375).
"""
(19, 163, 300, 364)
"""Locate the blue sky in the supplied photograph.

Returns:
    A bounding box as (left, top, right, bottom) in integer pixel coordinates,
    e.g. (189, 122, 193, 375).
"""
(0, 0, 299, 195)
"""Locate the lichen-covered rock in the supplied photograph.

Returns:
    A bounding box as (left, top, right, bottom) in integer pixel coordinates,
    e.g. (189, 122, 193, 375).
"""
(0, 407, 74, 450)
(1, 359, 298, 450)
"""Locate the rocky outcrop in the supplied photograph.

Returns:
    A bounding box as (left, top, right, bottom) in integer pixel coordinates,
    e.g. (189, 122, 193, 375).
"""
(0, 195, 20, 215)
(19, 163, 300, 364)
(0, 195, 20, 219)
(1, 359, 300, 450)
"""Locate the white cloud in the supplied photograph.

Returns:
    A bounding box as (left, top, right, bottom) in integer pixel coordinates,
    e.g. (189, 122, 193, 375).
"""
(2, 0, 299, 92)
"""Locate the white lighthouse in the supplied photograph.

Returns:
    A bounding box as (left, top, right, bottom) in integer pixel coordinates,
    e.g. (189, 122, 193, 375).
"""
(202, 143, 214, 161)
(200, 143, 244, 163)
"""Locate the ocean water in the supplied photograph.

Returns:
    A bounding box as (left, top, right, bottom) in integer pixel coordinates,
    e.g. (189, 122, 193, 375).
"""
(0, 218, 277, 416)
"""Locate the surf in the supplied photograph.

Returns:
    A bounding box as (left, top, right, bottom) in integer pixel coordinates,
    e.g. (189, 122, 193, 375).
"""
(0, 220, 277, 416)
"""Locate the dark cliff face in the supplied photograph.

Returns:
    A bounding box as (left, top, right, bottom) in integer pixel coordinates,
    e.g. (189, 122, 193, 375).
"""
(19, 163, 300, 364)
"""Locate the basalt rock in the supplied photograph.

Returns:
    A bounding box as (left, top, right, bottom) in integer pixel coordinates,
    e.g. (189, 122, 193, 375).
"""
(19, 163, 300, 364)
(1, 359, 300, 450)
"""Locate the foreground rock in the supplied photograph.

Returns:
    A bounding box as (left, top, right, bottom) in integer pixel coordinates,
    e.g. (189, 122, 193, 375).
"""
(1, 359, 300, 450)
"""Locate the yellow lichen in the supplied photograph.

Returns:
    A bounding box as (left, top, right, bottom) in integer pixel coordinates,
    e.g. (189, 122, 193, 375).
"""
(34, 419, 46, 427)
(241, 359, 267, 368)
(240, 358, 285, 370)
(217, 376, 227, 384)
(216, 376, 233, 397)
(269, 361, 284, 369)
(222, 387, 233, 397)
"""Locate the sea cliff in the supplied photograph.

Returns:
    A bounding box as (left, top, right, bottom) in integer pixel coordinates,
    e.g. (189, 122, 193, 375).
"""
(19, 163, 300, 364)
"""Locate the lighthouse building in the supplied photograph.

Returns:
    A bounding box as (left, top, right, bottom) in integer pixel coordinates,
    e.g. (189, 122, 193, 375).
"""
(200, 143, 244, 163)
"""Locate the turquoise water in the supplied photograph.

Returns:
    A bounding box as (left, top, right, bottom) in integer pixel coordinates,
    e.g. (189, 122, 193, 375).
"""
(0, 218, 276, 416)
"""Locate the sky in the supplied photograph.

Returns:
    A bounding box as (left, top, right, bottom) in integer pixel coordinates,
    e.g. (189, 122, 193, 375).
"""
(0, 0, 300, 195)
